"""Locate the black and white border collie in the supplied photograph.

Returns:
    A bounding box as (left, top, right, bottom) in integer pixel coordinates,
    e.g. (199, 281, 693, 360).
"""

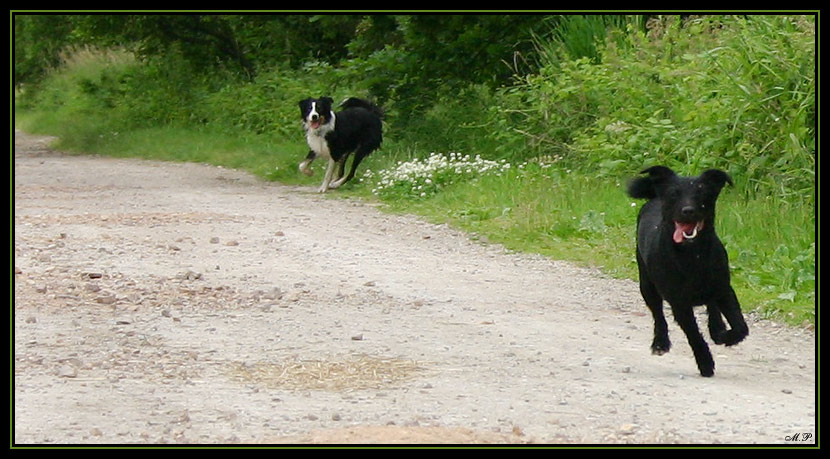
(298, 96, 383, 193)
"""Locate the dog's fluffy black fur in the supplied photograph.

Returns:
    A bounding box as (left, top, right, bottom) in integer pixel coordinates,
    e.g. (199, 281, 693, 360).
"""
(627, 166, 748, 377)
(298, 96, 383, 192)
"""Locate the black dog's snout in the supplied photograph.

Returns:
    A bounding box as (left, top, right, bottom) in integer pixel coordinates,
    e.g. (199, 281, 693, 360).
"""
(681, 206, 696, 217)
(310, 113, 319, 121)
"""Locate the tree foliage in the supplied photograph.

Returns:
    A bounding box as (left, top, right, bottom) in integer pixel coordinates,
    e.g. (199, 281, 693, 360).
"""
(13, 15, 75, 84)
(14, 13, 546, 87)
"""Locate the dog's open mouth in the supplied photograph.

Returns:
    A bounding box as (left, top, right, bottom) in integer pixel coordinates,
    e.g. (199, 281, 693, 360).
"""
(673, 220, 704, 243)
(308, 116, 325, 130)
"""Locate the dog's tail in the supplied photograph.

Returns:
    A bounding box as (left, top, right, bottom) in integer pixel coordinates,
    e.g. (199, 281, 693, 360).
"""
(340, 97, 384, 119)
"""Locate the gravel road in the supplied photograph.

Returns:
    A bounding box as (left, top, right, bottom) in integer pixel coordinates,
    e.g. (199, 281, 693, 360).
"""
(13, 130, 816, 445)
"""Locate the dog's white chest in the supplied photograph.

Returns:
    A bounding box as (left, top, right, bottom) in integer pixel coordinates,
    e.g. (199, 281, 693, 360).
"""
(305, 112, 335, 160)
(306, 131, 331, 159)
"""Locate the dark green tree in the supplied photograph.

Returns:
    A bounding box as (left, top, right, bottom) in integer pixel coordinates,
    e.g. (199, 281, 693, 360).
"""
(13, 14, 75, 86)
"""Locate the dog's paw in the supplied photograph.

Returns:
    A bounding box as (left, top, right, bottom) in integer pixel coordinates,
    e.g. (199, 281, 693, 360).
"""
(717, 329, 749, 347)
(694, 350, 716, 377)
(708, 320, 728, 344)
(298, 161, 314, 176)
(651, 336, 671, 355)
(698, 360, 715, 377)
(651, 347, 670, 356)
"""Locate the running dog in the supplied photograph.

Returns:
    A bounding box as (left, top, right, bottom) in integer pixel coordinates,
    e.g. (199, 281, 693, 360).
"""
(627, 166, 748, 377)
(298, 97, 383, 193)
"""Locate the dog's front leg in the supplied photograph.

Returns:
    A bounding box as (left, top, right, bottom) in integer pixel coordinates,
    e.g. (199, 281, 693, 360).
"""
(671, 305, 715, 377)
(318, 158, 337, 193)
(637, 256, 671, 355)
(706, 304, 728, 344)
(299, 151, 316, 176)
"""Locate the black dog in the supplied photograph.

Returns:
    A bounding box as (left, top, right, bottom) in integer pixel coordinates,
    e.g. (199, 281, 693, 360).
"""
(627, 166, 748, 377)
(298, 97, 383, 193)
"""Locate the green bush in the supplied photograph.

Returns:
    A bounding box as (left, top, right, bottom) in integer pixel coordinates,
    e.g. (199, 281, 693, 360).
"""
(200, 65, 321, 138)
(492, 15, 815, 201)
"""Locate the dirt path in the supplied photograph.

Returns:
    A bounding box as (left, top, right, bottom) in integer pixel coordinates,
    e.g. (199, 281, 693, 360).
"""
(12, 130, 816, 446)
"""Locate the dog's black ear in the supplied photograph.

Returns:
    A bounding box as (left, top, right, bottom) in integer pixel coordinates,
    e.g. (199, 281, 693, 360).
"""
(640, 165, 676, 181)
(627, 177, 656, 199)
(700, 169, 733, 190)
(315, 97, 334, 114)
(627, 166, 676, 199)
(299, 98, 311, 113)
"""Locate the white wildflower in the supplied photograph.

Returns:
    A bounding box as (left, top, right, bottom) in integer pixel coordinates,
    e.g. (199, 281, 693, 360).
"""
(366, 151, 521, 200)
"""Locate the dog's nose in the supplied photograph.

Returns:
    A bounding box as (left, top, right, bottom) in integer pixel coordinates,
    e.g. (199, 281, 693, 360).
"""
(681, 206, 696, 217)
(310, 113, 319, 121)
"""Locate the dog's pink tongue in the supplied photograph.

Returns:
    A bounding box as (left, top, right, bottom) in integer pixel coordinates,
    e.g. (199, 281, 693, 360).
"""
(673, 222, 697, 244)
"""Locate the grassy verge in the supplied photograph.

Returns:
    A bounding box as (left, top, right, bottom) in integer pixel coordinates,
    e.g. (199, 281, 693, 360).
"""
(14, 108, 815, 326)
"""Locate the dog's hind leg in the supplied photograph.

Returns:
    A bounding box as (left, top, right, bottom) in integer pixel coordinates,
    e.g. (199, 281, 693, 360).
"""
(710, 287, 749, 346)
(330, 148, 369, 189)
(333, 153, 350, 185)
(671, 305, 715, 377)
(318, 158, 337, 193)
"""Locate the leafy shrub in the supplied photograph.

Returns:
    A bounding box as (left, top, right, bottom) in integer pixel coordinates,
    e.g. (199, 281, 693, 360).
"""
(495, 15, 815, 201)
(200, 65, 317, 138)
(113, 48, 209, 128)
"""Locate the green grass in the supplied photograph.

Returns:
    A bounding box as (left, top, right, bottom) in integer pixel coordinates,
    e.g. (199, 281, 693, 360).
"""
(388, 167, 636, 274)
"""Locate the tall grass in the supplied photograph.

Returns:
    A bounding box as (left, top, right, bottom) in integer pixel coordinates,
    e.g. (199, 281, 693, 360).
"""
(532, 14, 645, 68)
(498, 15, 815, 202)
